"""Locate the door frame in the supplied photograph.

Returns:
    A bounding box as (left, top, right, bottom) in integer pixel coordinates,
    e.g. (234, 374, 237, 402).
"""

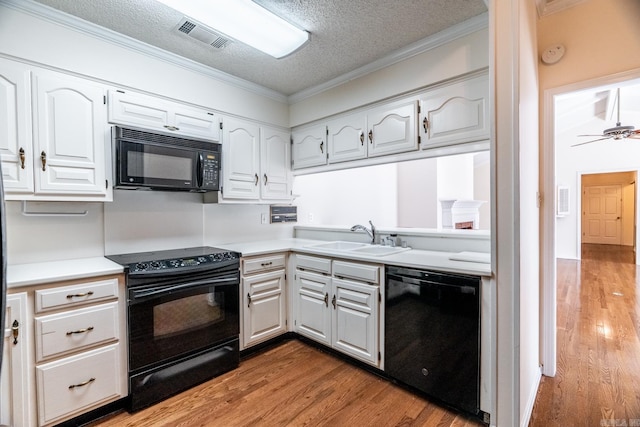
(541, 68, 640, 377)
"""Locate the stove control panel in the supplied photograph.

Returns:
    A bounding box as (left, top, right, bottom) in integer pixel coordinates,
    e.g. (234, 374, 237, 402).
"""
(129, 252, 238, 273)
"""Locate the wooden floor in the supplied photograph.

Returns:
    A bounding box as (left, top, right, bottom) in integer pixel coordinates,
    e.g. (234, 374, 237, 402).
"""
(89, 340, 483, 427)
(529, 244, 640, 426)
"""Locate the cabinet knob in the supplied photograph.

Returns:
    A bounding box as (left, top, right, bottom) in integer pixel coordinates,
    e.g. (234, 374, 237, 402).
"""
(19, 147, 25, 169)
(40, 151, 47, 172)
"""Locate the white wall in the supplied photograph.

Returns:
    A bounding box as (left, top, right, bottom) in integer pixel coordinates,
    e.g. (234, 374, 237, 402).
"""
(397, 158, 437, 228)
(518, 0, 541, 424)
(289, 28, 489, 126)
(436, 154, 475, 228)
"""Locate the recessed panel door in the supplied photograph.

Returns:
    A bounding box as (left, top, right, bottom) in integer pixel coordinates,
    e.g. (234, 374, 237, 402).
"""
(582, 185, 622, 245)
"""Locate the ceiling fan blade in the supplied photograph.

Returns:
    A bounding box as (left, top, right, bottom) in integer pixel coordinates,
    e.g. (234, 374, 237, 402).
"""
(577, 134, 606, 137)
(571, 136, 613, 147)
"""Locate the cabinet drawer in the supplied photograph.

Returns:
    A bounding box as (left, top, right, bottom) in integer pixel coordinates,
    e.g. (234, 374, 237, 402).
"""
(333, 260, 380, 284)
(35, 302, 119, 362)
(295, 254, 331, 275)
(242, 253, 286, 275)
(35, 278, 118, 313)
(36, 343, 123, 426)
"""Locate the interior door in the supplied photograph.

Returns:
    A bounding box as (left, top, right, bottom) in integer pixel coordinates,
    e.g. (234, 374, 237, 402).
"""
(582, 185, 622, 245)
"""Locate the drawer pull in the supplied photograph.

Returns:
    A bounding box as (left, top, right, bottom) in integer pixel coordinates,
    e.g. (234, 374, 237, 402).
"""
(260, 261, 273, 267)
(247, 293, 252, 308)
(331, 294, 337, 309)
(11, 320, 19, 345)
(66, 326, 94, 336)
(66, 291, 94, 299)
(68, 377, 95, 390)
(324, 292, 328, 307)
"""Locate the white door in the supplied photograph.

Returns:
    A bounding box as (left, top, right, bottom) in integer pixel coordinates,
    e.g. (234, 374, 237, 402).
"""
(331, 278, 379, 366)
(367, 99, 418, 157)
(291, 124, 327, 169)
(327, 113, 367, 164)
(582, 185, 622, 244)
(243, 270, 287, 348)
(1, 293, 33, 427)
(294, 270, 331, 345)
(221, 116, 260, 200)
(0, 58, 34, 193)
(32, 70, 108, 196)
(260, 127, 291, 200)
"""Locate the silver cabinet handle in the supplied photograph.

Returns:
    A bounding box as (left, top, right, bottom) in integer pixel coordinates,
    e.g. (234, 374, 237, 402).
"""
(360, 131, 364, 146)
(368, 130, 373, 144)
(423, 117, 429, 133)
(263, 174, 268, 185)
(40, 151, 47, 171)
(11, 320, 19, 345)
(19, 147, 25, 169)
(254, 173, 259, 186)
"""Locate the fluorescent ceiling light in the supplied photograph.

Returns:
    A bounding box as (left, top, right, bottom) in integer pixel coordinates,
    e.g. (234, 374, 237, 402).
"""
(156, 0, 310, 58)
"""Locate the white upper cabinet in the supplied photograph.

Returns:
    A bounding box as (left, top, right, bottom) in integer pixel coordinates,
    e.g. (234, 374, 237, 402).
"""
(32, 69, 109, 198)
(419, 72, 489, 149)
(327, 113, 367, 164)
(221, 116, 261, 200)
(292, 124, 327, 169)
(108, 90, 220, 141)
(220, 116, 291, 203)
(260, 126, 291, 200)
(0, 58, 33, 193)
(366, 99, 418, 157)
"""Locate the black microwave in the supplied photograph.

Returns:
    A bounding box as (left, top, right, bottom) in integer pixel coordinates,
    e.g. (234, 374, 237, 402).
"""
(113, 126, 221, 192)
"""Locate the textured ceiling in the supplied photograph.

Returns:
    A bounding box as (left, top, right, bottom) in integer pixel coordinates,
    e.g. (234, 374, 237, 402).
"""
(31, 0, 487, 96)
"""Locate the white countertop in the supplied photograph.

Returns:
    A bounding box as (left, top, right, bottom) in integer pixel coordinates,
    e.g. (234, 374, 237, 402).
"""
(8, 256, 124, 289)
(220, 238, 492, 276)
(6, 238, 491, 289)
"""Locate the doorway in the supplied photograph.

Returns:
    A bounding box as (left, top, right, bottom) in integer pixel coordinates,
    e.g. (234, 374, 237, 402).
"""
(541, 69, 640, 377)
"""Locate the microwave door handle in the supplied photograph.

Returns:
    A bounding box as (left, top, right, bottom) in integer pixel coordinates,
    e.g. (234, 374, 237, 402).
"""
(196, 153, 204, 188)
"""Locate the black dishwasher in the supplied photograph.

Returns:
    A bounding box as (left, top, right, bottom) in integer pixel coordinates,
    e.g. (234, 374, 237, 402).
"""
(385, 266, 481, 416)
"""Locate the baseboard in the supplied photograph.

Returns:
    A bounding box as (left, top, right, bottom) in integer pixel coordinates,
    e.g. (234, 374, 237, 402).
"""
(520, 366, 542, 427)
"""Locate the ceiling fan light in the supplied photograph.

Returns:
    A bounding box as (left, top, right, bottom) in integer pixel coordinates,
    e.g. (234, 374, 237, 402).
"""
(156, 0, 309, 58)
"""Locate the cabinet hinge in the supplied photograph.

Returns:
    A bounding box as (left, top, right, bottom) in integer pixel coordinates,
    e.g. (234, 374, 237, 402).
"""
(103, 95, 106, 105)
(378, 293, 381, 303)
(207, 112, 214, 116)
(116, 89, 125, 93)
(105, 179, 109, 189)
(417, 104, 421, 114)
(285, 319, 288, 326)
(418, 135, 421, 145)
(219, 122, 223, 130)
(378, 352, 381, 361)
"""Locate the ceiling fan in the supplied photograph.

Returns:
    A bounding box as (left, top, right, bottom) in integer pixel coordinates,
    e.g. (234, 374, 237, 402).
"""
(572, 87, 640, 147)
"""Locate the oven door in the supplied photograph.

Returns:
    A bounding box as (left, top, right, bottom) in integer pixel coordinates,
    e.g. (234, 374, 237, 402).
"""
(128, 272, 239, 373)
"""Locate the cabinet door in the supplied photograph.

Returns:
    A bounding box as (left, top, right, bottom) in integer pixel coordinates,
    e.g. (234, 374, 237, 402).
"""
(327, 113, 367, 164)
(367, 99, 418, 157)
(32, 70, 108, 196)
(172, 105, 220, 141)
(243, 270, 286, 348)
(0, 59, 34, 193)
(332, 278, 379, 366)
(108, 90, 170, 131)
(294, 270, 331, 345)
(292, 125, 327, 169)
(260, 127, 291, 200)
(1, 293, 33, 427)
(221, 116, 260, 200)
(419, 73, 489, 149)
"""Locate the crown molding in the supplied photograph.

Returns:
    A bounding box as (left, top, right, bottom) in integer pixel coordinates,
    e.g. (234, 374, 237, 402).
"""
(535, 0, 589, 17)
(0, 0, 289, 103)
(287, 12, 489, 104)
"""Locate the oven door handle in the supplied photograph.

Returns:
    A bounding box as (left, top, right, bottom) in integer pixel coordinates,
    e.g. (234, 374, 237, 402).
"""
(130, 276, 237, 301)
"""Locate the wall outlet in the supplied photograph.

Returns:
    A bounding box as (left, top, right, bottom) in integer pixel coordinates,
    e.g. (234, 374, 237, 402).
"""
(261, 213, 268, 224)
(308, 213, 314, 222)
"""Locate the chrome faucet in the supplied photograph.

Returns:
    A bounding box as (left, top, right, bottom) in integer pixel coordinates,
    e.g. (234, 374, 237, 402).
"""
(350, 220, 376, 244)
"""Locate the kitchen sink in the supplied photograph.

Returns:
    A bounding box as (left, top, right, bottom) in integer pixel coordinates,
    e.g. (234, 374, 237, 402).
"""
(305, 241, 411, 257)
(351, 245, 411, 256)
(306, 241, 368, 250)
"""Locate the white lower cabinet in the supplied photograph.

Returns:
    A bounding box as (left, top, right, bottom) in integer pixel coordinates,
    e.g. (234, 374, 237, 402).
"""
(1, 292, 34, 427)
(293, 254, 382, 367)
(241, 254, 287, 349)
(32, 275, 127, 426)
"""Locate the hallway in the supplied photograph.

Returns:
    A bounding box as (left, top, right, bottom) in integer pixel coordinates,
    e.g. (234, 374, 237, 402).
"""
(530, 244, 640, 426)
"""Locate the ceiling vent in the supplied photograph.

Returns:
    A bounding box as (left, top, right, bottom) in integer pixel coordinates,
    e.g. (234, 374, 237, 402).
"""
(175, 17, 232, 50)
